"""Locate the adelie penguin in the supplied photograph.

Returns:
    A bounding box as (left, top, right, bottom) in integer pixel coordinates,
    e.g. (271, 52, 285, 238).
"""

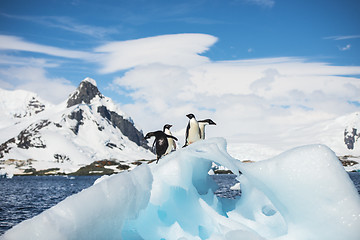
(163, 124, 177, 155)
(198, 119, 216, 139)
(145, 130, 178, 163)
(183, 113, 201, 147)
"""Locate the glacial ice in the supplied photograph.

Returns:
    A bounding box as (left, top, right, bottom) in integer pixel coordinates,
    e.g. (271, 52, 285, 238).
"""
(2, 138, 360, 240)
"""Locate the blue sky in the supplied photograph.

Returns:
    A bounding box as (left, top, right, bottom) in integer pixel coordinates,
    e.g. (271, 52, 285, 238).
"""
(0, 0, 360, 141)
(1, 0, 359, 63)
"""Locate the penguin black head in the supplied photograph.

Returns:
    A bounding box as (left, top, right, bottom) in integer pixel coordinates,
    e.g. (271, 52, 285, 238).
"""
(163, 124, 172, 131)
(145, 131, 164, 139)
(206, 119, 216, 125)
(186, 113, 195, 119)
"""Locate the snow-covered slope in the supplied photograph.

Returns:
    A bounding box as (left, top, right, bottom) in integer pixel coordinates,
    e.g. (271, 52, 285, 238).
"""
(227, 112, 360, 161)
(0, 78, 154, 175)
(0, 88, 50, 129)
(1, 77, 359, 175)
(278, 112, 360, 156)
(226, 112, 360, 171)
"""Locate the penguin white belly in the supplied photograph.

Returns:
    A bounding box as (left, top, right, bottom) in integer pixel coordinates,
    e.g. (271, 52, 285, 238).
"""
(164, 129, 174, 155)
(187, 120, 201, 144)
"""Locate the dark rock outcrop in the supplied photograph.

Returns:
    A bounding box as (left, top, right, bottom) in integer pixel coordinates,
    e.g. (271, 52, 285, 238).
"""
(106, 142, 125, 150)
(13, 96, 46, 118)
(98, 106, 149, 149)
(0, 138, 15, 158)
(68, 109, 84, 135)
(70, 160, 120, 175)
(54, 154, 70, 163)
(0, 120, 50, 158)
(17, 120, 50, 149)
(28, 97, 46, 114)
(67, 80, 103, 108)
(344, 128, 359, 150)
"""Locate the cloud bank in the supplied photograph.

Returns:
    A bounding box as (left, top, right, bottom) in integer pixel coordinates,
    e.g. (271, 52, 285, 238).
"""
(95, 34, 217, 73)
(0, 33, 359, 147)
(96, 34, 360, 145)
(0, 35, 94, 59)
(0, 35, 84, 103)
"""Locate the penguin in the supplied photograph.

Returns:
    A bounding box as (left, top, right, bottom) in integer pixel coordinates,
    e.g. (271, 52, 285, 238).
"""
(145, 130, 178, 163)
(183, 113, 201, 147)
(198, 119, 216, 139)
(163, 124, 177, 155)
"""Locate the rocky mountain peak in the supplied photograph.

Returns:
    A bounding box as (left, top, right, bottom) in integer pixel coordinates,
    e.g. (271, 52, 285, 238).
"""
(65, 77, 149, 149)
(67, 78, 103, 108)
(13, 96, 46, 118)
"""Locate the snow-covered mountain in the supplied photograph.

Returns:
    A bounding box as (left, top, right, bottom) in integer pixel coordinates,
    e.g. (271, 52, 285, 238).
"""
(1, 77, 359, 176)
(0, 88, 50, 129)
(225, 112, 360, 172)
(0, 78, 154, 176)
(276, 112, 360, 156)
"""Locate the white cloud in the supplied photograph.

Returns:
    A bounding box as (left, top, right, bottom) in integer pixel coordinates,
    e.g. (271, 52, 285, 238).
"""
(242, 0, 275, 8)
(104, 35, 360, 142)
(324, 35, 360, 41)
(0, 66, 75, 104)
(95, 33, 217, 73)
(1, 13, 118, 39)
(0, 35, 88, 103)
(0, 54, 60, 68)
(250, 68, 278, 93)
(0, 35, 95, 59)
(1, 32, 359, 148)
(339, 44, 351, 51)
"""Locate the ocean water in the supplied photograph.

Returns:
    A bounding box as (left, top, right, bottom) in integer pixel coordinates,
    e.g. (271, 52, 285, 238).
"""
(0, 175, 99, 235)
(0, 173, 359, 236)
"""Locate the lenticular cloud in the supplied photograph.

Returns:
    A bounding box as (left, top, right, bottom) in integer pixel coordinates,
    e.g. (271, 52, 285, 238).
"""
(2, 138, 360, 240)
(95, 33, 217, 73)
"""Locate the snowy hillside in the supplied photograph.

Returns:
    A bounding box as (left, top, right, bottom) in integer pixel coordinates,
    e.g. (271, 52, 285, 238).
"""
(2, 138, 359, 239)
(1, 77, 359, 175)
(226, 112, 360, 171)
(277, 112, 360, 156)
(0, 78, 154, 176)
(0, 88, 50, 129)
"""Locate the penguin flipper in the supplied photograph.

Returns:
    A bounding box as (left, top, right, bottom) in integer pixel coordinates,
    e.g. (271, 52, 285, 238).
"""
(152, 140, 156, 153)
(165, 134, 178, 141)
(184, 122, 190, 147)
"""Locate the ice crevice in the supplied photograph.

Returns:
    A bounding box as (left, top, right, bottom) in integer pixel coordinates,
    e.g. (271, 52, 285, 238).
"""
(2, 138, 360, 240)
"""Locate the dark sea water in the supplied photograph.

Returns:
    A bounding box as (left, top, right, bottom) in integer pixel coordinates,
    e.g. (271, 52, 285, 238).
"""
(0, 175, 99, 235)
(0, 173, 359, 236)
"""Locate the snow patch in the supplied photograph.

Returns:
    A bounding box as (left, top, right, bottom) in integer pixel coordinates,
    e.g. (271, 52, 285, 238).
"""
(82, 77, 97, 87)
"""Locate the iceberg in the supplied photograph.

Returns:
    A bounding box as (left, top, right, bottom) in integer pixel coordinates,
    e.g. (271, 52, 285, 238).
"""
(2, 138, 360, 240)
